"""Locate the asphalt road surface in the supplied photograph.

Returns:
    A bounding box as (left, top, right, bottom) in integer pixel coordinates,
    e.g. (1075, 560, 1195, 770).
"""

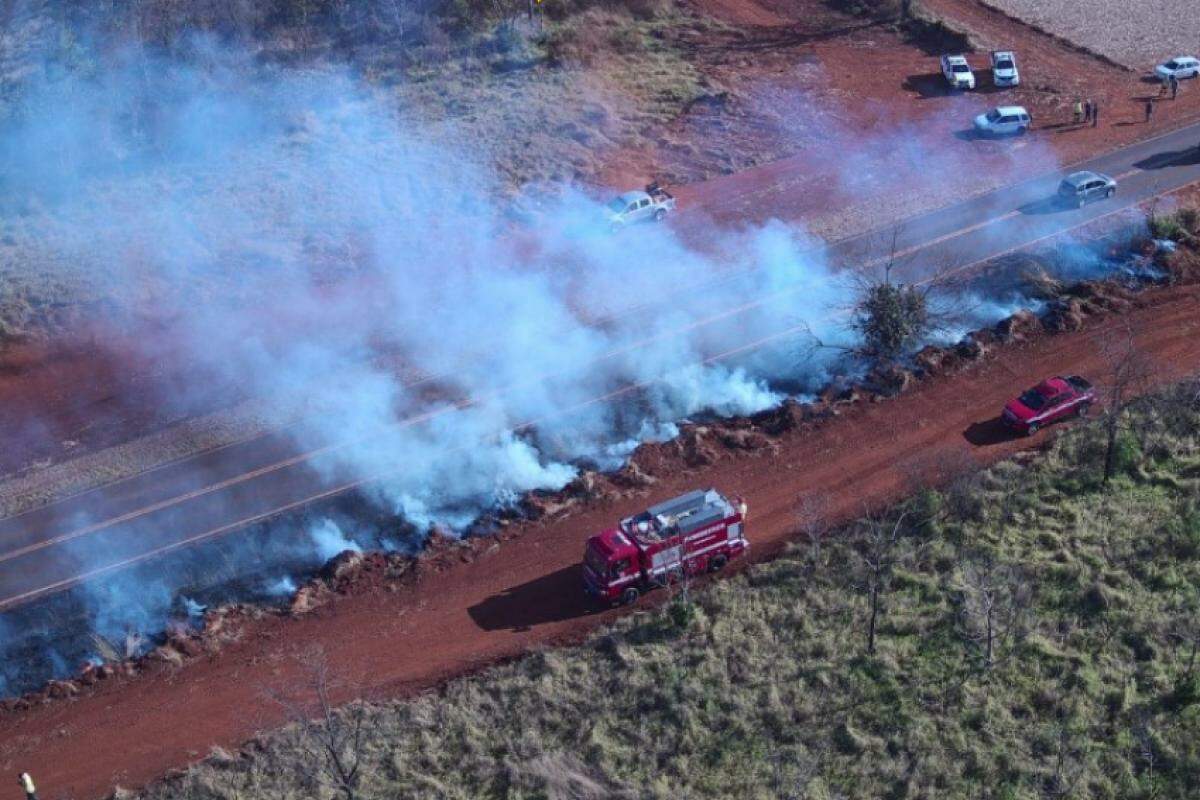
(2, 120, 1200, 611)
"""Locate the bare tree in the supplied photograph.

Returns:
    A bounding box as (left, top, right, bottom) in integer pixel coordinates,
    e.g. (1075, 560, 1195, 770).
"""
(1096, 322, 1152, 484)
(795, 493, 829, 577)
(382, 0, 406, 41)
(266, 648, 378, 800)
(769, 745, 824, 800)
(1132, 710, 1159, 791)
(1169, 607, 1200, 681)
(952, 554, 1031, 670)
(853, 511, 911, 655)
(1048, 719, 1087, 799)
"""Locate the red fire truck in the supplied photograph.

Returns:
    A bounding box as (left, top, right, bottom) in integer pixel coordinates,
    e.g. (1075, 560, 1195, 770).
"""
(582, 488, 749, 605)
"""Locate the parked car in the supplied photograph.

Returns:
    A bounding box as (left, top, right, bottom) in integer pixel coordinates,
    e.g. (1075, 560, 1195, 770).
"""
(991, 50, 1020, 86)
(1057, 170, 1116, 208)
(1002, 375, 1095, 436)
(974, 105, 1031, 136)
(1155, 56, 1200, 80)
(605, 183, 676, 231)
(941, 54, 976, 90)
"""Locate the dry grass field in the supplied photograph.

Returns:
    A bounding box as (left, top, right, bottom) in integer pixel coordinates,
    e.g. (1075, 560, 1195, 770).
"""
(980, 0, 1200, 70)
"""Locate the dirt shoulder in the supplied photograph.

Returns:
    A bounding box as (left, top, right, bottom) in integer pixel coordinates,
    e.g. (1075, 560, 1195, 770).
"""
(3, 278, 1199, 800)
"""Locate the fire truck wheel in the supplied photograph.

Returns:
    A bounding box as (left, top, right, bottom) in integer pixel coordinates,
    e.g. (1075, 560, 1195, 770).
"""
(666, 567, 684, 584)
(620, 587, 640, 606)
(1076, 402, 1091, 418)
(709, 554, 728, 572)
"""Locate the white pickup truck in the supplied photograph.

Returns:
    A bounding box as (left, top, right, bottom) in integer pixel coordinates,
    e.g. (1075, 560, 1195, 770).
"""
(606, 183, 676, 230)
(941, 54, 976, 90)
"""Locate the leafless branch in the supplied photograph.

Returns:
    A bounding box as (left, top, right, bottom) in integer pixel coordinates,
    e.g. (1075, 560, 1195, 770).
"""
(952, 553, 1031, 671)
(1095, 320, 1153, 483)
(264, 647, 378, 800)
(853, 511, 914, 655)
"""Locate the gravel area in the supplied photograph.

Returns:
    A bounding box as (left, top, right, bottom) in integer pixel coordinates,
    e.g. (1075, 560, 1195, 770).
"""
(980, 0, 1200, 70)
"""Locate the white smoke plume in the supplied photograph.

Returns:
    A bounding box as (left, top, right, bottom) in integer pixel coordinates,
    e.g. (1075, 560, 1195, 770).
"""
(0, 25, 1140, 695)
(1, 41, 854, 542)
(308, 518, 362, 561)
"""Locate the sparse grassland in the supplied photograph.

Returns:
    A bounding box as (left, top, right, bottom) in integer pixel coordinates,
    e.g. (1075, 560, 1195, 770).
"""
(142, 379, 1200, 799)
(389, 7, 719, 190)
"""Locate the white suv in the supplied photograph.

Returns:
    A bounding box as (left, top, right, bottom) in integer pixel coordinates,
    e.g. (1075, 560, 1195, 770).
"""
(1155, 56, 1200, 80)
(974, 105, 1032, 136)
(941, 54, 976, 90)
(991, 51, 1020, 86)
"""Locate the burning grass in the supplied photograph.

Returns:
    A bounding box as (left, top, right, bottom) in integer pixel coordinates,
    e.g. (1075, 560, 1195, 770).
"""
(138, 379, 1200, 799)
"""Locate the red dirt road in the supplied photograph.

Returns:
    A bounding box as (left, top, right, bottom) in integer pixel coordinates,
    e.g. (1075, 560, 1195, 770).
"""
(4, 285, 1200, 799)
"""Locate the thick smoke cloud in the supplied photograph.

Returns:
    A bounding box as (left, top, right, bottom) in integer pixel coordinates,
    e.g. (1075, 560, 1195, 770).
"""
(0, 37, 860, 690)
(2, 41, 855, 536)
(1, 31, 1114, 693)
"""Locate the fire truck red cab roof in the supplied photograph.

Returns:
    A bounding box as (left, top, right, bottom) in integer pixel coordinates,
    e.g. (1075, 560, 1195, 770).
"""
(590, 526, 637, 559)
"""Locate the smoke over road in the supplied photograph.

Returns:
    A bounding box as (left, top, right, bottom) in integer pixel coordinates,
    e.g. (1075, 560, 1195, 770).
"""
(0, 30, 1132, 694)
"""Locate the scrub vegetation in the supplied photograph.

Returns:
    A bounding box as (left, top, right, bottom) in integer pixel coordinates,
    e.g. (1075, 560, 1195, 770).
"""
(140, 377, 1200, 799)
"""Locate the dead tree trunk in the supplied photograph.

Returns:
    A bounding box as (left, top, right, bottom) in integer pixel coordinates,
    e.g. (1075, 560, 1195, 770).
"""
(1097, 322, 1150, 484)
(855, 512, 909, 655)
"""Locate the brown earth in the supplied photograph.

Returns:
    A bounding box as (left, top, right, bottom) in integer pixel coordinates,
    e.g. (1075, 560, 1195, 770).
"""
(3, 279, 1200, 799)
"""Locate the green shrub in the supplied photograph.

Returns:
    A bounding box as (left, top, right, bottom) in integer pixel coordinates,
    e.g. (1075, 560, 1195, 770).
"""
(1149, 213, 1187, 242)
(1112, 430, 1144, 477)
(1167, 672, 1200, 710)
(853, 280, 929, 362)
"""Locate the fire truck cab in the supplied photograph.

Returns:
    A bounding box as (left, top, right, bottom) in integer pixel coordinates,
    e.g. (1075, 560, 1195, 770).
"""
(582, 488, 748, 605)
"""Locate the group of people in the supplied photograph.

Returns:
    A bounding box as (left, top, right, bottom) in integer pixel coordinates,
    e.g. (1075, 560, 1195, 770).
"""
(1144, 73, 1186, 123)
(1072, 98, 1101, 126)
(1070, 71, 1190, 128)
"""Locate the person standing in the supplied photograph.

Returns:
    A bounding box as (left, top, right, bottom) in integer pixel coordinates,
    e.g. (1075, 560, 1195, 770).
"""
(18, 773, 37, 800)
(1171, 74, 1179, 99)
(1092, 101, 1100, 127)
(1085, 99, 1093, 123)
(1145, 99, 1154, 123)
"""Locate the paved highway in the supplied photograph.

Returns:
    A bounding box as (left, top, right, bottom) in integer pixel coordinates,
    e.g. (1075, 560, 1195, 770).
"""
(2, 121, 1199, 610)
